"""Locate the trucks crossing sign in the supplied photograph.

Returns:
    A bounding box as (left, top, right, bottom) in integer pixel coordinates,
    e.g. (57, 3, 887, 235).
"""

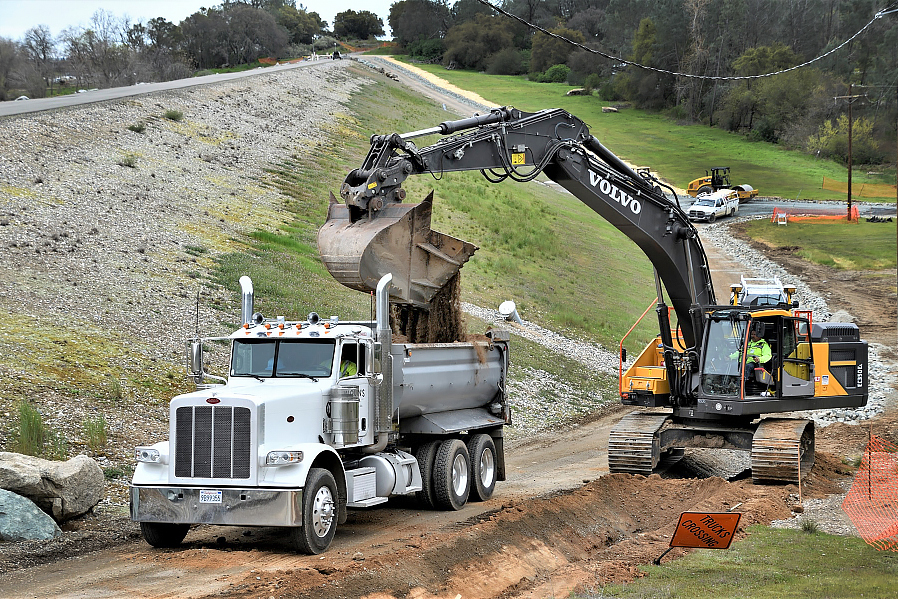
(655, 511, 742, 564)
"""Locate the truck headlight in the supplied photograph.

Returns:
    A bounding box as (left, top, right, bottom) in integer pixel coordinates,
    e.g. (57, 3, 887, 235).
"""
(266, 450, 304, 466)
(135, 447, 161, 463)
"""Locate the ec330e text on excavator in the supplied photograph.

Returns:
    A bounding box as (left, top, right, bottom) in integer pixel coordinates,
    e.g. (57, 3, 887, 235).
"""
(318, 106, 868, 485)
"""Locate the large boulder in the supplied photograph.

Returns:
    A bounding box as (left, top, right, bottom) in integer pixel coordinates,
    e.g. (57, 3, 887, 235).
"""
(0, 488, 62, 541)
(0, 453, 105, 521)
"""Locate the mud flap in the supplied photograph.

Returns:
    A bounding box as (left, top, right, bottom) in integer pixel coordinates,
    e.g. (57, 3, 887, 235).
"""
(317, 191, 477, 307)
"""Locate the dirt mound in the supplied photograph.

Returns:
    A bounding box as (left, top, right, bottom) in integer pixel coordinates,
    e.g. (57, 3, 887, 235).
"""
(214, 471, 837, 599)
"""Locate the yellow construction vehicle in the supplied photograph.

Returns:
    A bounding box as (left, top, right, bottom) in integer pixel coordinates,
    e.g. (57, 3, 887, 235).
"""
(686, 166, 758, 199)
(319, 107, 867, 484)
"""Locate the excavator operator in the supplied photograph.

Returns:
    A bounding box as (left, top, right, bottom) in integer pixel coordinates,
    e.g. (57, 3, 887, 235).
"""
(730, 323, 771, 385)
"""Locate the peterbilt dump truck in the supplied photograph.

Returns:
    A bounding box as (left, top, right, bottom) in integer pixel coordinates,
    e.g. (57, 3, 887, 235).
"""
(317, 106, 867, 486)
(130, 274, 510, 554)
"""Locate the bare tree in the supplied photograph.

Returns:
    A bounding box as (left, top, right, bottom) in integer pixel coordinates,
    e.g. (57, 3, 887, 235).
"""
(0, 37, 22, 100)
(22, 25, 56, 96)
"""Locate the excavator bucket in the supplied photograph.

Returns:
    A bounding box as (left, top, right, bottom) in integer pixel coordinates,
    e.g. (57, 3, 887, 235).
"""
(317, 191, 477, 307)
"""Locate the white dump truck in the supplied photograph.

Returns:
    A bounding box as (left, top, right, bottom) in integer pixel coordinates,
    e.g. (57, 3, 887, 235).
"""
(687, 189, 739, 222)
(130, 274, 510, 554)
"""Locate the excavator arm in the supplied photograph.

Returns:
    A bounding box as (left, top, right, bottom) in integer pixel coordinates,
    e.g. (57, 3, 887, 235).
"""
(318, 106, 715, 348)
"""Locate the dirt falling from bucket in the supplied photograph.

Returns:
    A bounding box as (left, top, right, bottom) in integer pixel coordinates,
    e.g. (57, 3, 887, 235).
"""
(390, 272, 466, 343)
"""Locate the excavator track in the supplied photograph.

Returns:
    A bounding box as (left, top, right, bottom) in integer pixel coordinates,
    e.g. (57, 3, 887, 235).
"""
(608, 412, 670, 475)
(750, 418, 814, 484)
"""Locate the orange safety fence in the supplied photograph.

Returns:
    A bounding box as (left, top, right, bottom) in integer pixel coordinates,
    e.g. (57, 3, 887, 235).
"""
(822, 177, 897, 199)
(842, 435, 898, 552)
(770, 206, 859, 223)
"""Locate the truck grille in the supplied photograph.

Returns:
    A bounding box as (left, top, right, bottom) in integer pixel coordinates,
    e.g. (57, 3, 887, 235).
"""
(174, 406, 252, 479)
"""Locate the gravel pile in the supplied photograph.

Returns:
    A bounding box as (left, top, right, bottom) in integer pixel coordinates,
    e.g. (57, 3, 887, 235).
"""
(0, 61, 364, 505)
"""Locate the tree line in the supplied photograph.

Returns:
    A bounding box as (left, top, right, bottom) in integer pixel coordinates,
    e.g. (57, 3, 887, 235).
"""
(1, 0, 895, 166)
(0, 0, 383, 98)
(391, 0, 896, 166)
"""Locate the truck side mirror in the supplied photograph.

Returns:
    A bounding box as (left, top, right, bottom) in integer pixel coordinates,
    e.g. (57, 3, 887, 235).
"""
(189, 341, 203, 376)
(621, 348, 627, 362)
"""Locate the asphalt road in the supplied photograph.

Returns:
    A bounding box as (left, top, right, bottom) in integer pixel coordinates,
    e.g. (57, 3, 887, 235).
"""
(0, 58, 336, 117)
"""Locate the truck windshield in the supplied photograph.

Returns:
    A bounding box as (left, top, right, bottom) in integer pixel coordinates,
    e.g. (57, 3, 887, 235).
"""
(700, 318, 747, 396)
(231, 339, 336, 378)
(695, 199, 716, 206)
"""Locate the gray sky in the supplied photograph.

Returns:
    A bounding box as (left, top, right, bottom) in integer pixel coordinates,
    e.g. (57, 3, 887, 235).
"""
(0, 0, 395, 40)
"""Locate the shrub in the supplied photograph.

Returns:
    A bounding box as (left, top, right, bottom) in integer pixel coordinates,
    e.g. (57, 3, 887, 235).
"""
(127, 122, 146, 133)
(118, 152, 139, 168)
(83, 415, 108, 452)
(12, 400, 44, 456)
(800, 518, 819, 534)
(530, 64, 571, 83)
(583, 73, 602, 93)
(487, 48, 525, 75)
(807, 115, 884, 165)
(11, 400, 67, 460)
(408, 39, 444, 63)
(163, 109, 184, 121)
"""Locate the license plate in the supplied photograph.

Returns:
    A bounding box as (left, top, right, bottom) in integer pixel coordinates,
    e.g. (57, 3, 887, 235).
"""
(199, 490, 222, 504)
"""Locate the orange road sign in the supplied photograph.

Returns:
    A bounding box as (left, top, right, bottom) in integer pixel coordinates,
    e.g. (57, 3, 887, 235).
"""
(670, 512, 741, 549)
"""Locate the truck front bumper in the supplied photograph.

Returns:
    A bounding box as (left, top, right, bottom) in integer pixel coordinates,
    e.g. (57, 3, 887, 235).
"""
(131, 486, 302, 527)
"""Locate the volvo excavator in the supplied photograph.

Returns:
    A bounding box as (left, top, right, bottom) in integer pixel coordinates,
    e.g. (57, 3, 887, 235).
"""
(317, 107, 868, 484)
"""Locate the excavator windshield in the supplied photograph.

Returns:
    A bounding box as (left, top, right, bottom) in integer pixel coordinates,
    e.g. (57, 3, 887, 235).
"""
(700, 317, 747, 396)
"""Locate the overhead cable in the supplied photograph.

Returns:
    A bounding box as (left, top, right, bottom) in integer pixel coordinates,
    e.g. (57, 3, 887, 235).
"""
(475, 0, 898, 81)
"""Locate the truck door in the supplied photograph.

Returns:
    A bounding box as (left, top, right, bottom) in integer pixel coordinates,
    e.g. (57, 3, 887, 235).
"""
(337, 340, 374, 444)
(780, 317, 814, 397)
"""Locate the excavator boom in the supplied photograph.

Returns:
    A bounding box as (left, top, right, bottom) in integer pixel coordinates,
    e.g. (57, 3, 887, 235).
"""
(318, 106, 714, 346)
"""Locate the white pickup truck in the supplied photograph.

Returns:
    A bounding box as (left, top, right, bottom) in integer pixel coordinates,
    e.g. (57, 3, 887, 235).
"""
(687, 189, 739, 222)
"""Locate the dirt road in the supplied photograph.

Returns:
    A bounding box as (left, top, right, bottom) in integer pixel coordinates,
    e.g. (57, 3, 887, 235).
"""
(1, 223, 894, 599)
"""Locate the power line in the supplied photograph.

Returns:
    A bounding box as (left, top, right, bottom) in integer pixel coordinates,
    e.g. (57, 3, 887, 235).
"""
(475, 0, 898, 82)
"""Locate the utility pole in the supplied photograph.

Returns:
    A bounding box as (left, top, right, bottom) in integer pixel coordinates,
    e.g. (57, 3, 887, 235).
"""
(849, 83, 853, 220)
(833, 85, 865, 221)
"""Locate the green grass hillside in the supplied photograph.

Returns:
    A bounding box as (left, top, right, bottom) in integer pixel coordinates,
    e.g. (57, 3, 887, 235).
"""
(217, 69, 659, 350)
(398, 61, 895, 202)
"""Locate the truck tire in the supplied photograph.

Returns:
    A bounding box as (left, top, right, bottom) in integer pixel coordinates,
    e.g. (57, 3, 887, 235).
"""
(709, 213, 717, 223)
(291, 468, 338, 554)
(414, 440, 441, 508)
(433, 439, 470, 510)
(140, 522, 190, 548)
(467, 434, 497, 501)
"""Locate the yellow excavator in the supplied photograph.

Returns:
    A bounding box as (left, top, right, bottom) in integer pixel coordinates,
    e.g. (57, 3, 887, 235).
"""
(318, 107, 867, 483)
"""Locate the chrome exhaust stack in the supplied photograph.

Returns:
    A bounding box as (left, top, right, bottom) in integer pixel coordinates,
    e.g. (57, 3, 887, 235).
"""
(239, 276, 254, 326)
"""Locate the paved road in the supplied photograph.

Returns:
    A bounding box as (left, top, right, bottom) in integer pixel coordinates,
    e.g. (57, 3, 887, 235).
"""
(0, 59, 337, 117)
(686, 196, 896, 220)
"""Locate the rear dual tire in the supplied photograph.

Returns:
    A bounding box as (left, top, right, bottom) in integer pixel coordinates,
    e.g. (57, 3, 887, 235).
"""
(420, 435, 498, 510)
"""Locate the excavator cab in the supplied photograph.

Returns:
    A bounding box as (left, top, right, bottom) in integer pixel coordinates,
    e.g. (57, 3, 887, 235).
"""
(699, 311, 815, 400)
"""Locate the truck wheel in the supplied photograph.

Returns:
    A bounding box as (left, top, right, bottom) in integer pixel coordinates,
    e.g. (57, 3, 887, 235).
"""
(291, 468, 338, 554)
(467, 434, 497, 501)
(709, 213, 717, 223)
(433, 439, 470, 510)
(415, 440, 441, 508)
(140, 522, 190, 548)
